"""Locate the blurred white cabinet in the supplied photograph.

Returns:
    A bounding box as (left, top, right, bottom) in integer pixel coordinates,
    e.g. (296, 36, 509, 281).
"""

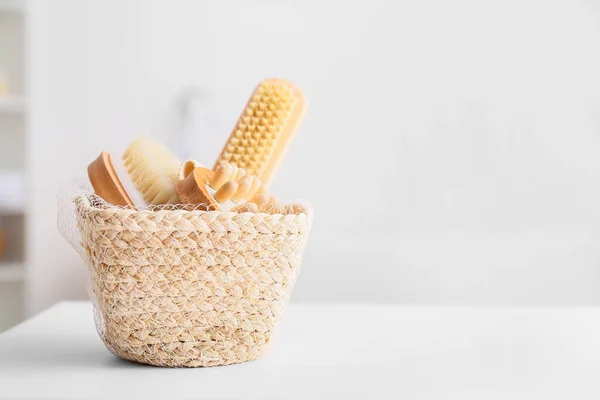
(0, 0, 26, 331)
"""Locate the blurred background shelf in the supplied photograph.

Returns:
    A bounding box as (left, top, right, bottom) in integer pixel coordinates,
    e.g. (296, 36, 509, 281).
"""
(0, 0, 25, 13)
(0, 96, 26, 113)
(0, 0, 26, 332)
(0, 199, 25, 215)
(0, 261, 25, 281)
(0, 170, 25, 215)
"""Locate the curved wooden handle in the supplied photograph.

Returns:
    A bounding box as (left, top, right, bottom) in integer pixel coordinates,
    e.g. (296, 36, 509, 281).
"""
(87, 151, 135, 208)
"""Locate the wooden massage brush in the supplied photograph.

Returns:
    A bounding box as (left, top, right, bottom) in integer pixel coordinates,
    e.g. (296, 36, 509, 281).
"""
(177, 162, 270, 212)
(214, 78, 306, 186)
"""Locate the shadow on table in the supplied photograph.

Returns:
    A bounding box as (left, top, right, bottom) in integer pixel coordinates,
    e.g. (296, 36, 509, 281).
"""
(0, 334, 154, 369)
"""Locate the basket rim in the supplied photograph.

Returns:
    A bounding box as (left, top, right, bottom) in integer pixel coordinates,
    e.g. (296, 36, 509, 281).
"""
(75, 192, 311, 215)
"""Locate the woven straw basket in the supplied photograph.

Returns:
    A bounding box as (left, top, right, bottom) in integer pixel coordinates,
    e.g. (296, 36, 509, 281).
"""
(66, 190, 312, 367)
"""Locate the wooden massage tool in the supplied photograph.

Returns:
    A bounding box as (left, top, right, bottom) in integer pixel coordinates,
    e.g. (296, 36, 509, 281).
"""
(178, 158, 202, 181)
(177, 162, 277, 212)
(213, 78, 307, 186)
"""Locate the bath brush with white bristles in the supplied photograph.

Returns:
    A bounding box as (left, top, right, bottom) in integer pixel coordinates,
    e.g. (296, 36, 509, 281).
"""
(87, 151, 147, 209)
(122, 136, 182, 205)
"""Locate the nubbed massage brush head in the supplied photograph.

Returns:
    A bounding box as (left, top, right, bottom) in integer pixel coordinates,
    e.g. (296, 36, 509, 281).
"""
(176, 165, 267, 211)
(214, 78, 306, 185)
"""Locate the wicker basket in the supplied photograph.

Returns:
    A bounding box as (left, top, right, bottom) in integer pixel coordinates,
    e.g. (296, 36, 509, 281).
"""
(71, 192, 312, 367)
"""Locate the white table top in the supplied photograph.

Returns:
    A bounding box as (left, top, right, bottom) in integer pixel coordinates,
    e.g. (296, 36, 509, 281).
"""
(1, 302, 600, 399)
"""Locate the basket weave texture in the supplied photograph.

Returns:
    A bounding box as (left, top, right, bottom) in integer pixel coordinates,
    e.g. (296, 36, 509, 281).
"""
(73, 193, 312, 367)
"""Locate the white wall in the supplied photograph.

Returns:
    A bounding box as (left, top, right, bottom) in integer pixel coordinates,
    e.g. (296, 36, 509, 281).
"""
(28, 0, 600, 313)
